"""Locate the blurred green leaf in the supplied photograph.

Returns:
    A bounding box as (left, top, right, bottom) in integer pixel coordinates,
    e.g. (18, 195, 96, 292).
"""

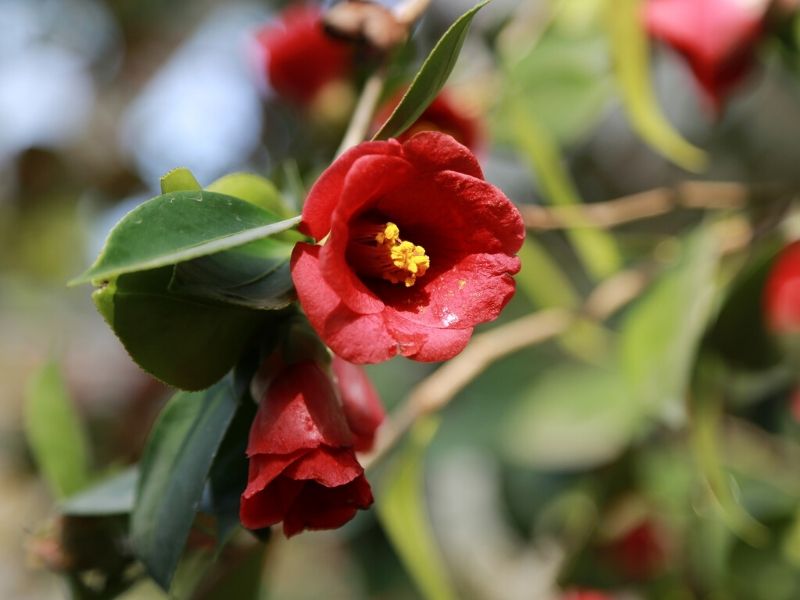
(377, 418, 457, 600)
(504, 93, 621, 279)
(605, 0, 707, 172)
(620, 227, 721, 421)
(70, 191, 300, 285)
(208, 172, 292, 217)
(503, 363, 642, 470)
(131, 376, 240, 589)
(373, 0, 491, 141)
(160, 167, 202, 193)
(517, 237, 580, 309)
(24, 362, 91, 499)
(93, 266, 268, 390)
(61, 466, 138, 516)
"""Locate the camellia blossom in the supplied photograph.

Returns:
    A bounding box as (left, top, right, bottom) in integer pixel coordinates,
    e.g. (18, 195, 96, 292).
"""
(333, 356, 385, 452)
(763, 240, 800, 334)
(645, 0, 767, 111)
(240, 361, 374, 537)
(376, 90, 483, 150)
(291, 131, 525, 364)
(256, 5, 353, 105)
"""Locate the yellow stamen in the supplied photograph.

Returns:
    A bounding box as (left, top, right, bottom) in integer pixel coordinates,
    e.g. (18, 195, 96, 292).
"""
(349, 221, 430, 287)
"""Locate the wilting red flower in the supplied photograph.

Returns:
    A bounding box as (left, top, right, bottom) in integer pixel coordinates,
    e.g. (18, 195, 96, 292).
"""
(645, 0, 766, 111)
(333, 356, 384, 452)
(562, 590, 614, 600)
(291, 131, 525, 364)
(256, 5, 353, 105)
(240, 361, 373, 537)
(764, 240, 800, 334)
(376, 90, 483, 150)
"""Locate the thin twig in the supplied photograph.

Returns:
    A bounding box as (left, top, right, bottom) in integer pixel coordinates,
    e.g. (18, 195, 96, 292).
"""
(522, 181, 750, 231)
(336, 70, 386, 157)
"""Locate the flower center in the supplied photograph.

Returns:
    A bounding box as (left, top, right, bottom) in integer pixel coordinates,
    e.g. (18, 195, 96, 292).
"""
(349, 221, 430, 287)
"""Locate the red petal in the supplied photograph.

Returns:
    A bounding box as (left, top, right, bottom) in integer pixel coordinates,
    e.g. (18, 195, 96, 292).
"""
(282, 474, 374, 537)
(247, 362, 353, 455)
(240, 468, 304, 530)
(283, 447, 364, 486)
(242, 450, 305, 499)
(292, 244, 399, 363)
(384, 312, 474, 362)
(400, 130, 483, 179)
(300, 140, 402, 240)
(332, 357, 385, 451)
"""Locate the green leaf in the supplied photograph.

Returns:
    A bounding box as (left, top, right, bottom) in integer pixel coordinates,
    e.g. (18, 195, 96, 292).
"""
(619, 227, 721, 422)
(605, 0, 708, 172)
(93, 266, 268, 390)
(70, 190, 300, 285)
(504, 92, 622, 279)
(161, 167, 202, 193)
(208, 172, 292, 217)
(131, 377, 241, 589)
(170, 238, 295, 311)
(503, 363, 642, 470)
(24, 362, 91, 499)
(377, 418, 457, 600)
(373, 0, 491, 140)
(61, 466, 138, 516)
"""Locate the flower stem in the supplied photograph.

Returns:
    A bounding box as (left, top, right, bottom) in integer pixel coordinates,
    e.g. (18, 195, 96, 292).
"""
(336, 70, 386, 157)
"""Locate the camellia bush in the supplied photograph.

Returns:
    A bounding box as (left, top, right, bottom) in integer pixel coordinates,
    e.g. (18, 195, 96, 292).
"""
(20, 0, 800, 598)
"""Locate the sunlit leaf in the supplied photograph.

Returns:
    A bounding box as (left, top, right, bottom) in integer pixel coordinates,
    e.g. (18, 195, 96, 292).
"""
(70, 190, 300, 285)
(208, 172, 292, 217)
(605, 0, 708, 172)
(24, 362, 91, 499)
(131, 377, 240, 589)
(377, 418, 457, 600)
(161, 167, 202, 194)
(373, 0, 491, 141)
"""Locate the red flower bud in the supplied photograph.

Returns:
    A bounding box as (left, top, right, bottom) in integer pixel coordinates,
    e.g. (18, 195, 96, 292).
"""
(240, 361, 373, 537)
(764, 240, 800, 334)
(375, 90, 483, 151)
(256, 5, 353, 105)
(332, 356, 384, 452)
(291, 131, 525, 363)
(644, 0, 766, 112)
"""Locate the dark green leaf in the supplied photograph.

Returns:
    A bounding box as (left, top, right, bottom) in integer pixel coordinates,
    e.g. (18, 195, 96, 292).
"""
(131, 377, 240, 589)
(24, 362, 91, 499)
(93, 266, 268, 390)
(373, 0, 491, 140)
(160, 167, 202, 193)
(70, 190, 300, 285)
(61, 467, 138, 516)
(377, 418, 457, 600)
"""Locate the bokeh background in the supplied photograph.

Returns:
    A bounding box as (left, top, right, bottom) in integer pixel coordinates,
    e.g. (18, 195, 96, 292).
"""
(4, 0, 800, 598)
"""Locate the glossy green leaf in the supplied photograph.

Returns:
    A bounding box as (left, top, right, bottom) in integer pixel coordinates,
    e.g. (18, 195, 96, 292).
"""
(61, 466, 138, 516)
(170, 238, 295, 311)
(70, 190, 300, 285)
(620, 227, 721, 421)
(504, 93, 621, 279)
(605, 0, 707, 172)
(208, 172, 292, 217)
(373, 0, 491, 141)
(377, 418, 457, 600)
(24, 362, 91, 499)
(503, 364, 642, 470)
(93, 266, 268, 390)
(161, 167, 202, 193)
(131, 377, 240, 589)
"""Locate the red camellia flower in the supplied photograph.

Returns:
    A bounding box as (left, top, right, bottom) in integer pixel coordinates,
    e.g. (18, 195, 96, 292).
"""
(645, 0, 766, 111)
(376, 90, 483, 151)
(240, 361, 374, 536)
(256, 5, 353, 105)
(290, 131, 525, 364)
(764, 240, 800, 334)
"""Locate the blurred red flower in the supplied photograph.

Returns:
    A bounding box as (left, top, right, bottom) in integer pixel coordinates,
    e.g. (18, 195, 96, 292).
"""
(256, 5, 353, 105)
(376, 90, 483, 151)
(239, 361, 374, 537)
(764, 240, 800, 334)
(333, 356, 384, 452)
(562, 590, 614, 600)
(608, 519, 670, 580)
(644, 0, 766, 112)
(291, 131, 525, 363)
